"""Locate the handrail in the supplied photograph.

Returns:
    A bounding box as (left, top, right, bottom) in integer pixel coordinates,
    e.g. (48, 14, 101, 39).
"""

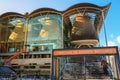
(6, 49, 29, 63)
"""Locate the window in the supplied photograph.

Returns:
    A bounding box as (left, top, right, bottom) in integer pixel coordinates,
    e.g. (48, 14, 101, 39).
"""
(24, 66, 35, 69)
(40, 65, 50, 69)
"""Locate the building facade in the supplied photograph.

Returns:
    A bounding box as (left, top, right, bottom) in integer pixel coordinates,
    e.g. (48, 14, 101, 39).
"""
(0, 3, 111, 78)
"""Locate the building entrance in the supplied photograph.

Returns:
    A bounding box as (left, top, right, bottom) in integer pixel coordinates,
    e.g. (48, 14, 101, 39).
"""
(51, 46, 120, 80)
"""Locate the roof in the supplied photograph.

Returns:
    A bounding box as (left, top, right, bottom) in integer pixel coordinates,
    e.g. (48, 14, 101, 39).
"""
(62, 3, 111, 33)
(0, 3, 111, 34)
(0, 12, 24, 19)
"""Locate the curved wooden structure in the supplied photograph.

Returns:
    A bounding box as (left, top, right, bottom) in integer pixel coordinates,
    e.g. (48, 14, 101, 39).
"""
(0, 2, 111, 59)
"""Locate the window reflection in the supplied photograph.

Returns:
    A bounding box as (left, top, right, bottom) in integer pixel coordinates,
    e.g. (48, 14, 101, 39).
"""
(8, 18, 25, 42)
(27, 14, 63, 51)
(0, 14, 63, 53)
(40, 29, 48, 38)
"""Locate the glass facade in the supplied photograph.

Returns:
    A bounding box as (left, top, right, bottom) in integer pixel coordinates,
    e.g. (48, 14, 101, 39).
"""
(0, 3, 113, 79)
(0, 16, 26, 53)
(0, 13, 63, 53)
(27, 14, 63, 52)
(63, 13, 98, 48)
(0, 3, 110, 53)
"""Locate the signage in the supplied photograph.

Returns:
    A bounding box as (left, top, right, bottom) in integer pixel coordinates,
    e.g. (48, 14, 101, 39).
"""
(53, 47, 117, 56)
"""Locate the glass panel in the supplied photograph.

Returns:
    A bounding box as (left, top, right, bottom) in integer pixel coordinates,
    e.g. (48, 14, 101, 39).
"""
(27, 14, 63, 51)
(0, 17, 25, 53)
(0, 14, 63, 52)
(8, 18, 26, 42)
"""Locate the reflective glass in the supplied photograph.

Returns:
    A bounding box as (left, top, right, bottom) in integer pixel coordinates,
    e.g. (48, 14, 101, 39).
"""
(27, 14, 63, 51)
(0, 17, 26, 52)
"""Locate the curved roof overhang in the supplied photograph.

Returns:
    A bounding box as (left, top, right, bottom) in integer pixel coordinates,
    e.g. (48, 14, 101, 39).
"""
(0, 3, 111, 34)
(0, 8, 62, 20)
(62, 3, 111, 34)
(29, 8, 62, 18)
(0, 12, 24, 20)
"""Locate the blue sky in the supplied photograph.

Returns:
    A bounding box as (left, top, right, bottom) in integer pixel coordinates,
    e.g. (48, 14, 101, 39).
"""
(0, 0, 120, 47)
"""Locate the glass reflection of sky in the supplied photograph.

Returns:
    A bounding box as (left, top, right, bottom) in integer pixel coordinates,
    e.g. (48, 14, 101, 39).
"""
(69, 13, 96, 26)
(28, 14, 62, 41)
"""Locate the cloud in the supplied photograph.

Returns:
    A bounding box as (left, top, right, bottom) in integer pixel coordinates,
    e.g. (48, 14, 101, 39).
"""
(108, 41, 116, 46)
(117, 36, 120, 43)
